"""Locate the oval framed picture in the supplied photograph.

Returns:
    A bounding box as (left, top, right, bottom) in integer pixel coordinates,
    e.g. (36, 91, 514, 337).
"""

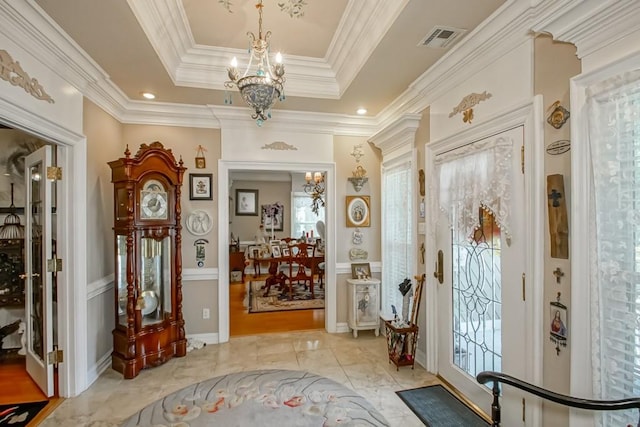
(346, 195, 370, 228)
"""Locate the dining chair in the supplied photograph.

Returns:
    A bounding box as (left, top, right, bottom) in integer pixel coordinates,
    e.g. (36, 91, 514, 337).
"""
(312, 244, 325, 288)
(279, 242, 315, 298)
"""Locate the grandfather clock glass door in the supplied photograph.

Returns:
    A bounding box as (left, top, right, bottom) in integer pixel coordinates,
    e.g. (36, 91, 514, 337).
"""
(24, 145, 54, 397)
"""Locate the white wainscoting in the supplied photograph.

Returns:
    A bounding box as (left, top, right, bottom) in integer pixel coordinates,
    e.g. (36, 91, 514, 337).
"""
(86, 263, 381, 386)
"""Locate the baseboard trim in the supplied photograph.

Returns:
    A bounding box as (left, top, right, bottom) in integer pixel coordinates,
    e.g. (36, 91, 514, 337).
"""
(86, 351, 112, 388)
(187, 332, 219, 345)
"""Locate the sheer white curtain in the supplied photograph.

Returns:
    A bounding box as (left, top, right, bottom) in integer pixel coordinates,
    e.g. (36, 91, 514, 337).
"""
(587, 69, 640, 427)
(291, 192, 325, 239)
(432, 135, 514, 242)
(381, 156, 413, 317)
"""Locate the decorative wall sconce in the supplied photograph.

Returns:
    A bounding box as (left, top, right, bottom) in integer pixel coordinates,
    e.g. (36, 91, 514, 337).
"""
(303, 172, 325, 215)
(348, 165, 368, 192)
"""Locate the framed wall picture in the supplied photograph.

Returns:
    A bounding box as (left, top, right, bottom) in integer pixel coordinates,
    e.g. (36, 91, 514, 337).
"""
(189, 173, 213, 200)
(351, 262, 371, 279)
(346, 195, 370, 227)
(261, 203, 284, 232)
(235, 189, 259, 216)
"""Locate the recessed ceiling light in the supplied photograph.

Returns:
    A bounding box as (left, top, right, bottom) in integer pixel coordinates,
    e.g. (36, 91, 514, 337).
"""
(357, 108, 367, 115)
(142, 92, 156, 100)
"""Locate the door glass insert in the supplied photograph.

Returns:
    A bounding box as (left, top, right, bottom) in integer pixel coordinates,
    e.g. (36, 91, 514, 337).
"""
(29, 162, 44, 361)
(140, 236, 171, 326)
(452, 208, 501, 378)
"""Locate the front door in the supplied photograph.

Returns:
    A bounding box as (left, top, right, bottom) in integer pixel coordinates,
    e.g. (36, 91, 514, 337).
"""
(433, 127, 526, 425)
(24, 145, 54, 397)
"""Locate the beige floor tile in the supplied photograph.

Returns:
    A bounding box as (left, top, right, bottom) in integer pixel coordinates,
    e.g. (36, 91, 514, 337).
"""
(43, 330, 442, 426)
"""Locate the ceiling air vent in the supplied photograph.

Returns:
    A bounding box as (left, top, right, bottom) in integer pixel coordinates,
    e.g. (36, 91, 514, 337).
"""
(420, 26, 466, 49)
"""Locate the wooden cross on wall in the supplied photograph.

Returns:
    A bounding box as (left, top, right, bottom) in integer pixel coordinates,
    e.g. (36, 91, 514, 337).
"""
(547, 175, 569, 259)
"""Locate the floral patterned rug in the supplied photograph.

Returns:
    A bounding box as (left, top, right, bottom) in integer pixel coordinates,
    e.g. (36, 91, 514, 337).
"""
(247, 280, 325, 313)
(121, 369, 389, 426)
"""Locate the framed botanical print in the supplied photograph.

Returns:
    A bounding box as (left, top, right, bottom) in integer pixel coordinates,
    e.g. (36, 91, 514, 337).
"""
(189, 173, 213, 200)
(346, 195, 370, 227)
(235, 189, 259, 216)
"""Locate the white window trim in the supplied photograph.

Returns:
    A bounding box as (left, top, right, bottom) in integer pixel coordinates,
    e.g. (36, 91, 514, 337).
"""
(380, 149, 418, 319)
(569, 51, 640, 427)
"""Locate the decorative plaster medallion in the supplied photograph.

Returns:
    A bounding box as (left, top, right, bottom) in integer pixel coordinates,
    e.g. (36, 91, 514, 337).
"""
(185, 210, 213, 236)
(352, 229, 363, 245)
(349, 248, 368, 261)
(0, 50, 55, 103)
(261, 141, 298, 151)
(350, 143, 365, 163)
(449, 91, 492, 119)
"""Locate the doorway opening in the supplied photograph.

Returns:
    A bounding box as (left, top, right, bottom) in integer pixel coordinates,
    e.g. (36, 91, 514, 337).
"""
(218, 161, 337, 343)
(0, 125, 59, 404)
(228, 169, 326, 336)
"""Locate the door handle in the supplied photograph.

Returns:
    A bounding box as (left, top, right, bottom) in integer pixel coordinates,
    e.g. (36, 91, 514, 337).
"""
(433, 249, 444, 284)
(19, 273, 40, 279)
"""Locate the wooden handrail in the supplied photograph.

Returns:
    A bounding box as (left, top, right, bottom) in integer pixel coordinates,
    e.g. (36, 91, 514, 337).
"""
(476, 371, 640, 427)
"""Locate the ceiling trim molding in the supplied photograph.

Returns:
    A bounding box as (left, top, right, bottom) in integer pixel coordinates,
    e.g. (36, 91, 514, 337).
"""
(372, 0, 569, 130)
(327, 0, 410, 95)
(0, 1, 112, 93)
(210, 105, 377, 136)
(368, 113, 421, 159)
(126, 0, 192, 75)
(531, 0, 640, 59)
(177, 46, 340, 97)
(126, 0, 403, 98)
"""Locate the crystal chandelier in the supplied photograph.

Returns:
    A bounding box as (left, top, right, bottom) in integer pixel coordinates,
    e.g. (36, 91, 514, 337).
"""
(225, 0, 285, 126)
(303, 172, 325, 215)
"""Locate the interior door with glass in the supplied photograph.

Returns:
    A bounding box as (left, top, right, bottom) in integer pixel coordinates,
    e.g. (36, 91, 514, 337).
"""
(24, 145, 54, 396)
(434, 127, 526, 425)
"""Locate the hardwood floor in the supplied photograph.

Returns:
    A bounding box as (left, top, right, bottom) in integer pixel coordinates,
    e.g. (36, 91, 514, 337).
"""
(0, 359, 46, 405)
(229, 274, 325, 336)
(0, 357, 64, 426)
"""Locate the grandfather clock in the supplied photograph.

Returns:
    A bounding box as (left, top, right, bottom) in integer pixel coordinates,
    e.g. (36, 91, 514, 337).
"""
(108, 141, 187, 378)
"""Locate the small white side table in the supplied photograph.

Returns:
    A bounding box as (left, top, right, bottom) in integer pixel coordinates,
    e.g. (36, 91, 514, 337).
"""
(346, 278, 381, 338)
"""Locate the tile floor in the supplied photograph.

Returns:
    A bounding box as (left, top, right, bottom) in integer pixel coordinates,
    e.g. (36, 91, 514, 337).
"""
(41, 330, 438, 426)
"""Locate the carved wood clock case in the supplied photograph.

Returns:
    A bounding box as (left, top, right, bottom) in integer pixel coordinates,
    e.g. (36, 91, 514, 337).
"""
(108, 141, 187, 379)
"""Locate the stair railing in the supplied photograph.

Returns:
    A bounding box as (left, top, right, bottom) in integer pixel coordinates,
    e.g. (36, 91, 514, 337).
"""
(476, 371, 640, 427)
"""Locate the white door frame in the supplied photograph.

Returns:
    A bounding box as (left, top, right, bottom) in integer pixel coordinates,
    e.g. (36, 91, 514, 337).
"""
(0, 105, 87, 398)
(24, 145, 54, 396)
(424, 97, 545, 426)
(218, 160, 337, 343)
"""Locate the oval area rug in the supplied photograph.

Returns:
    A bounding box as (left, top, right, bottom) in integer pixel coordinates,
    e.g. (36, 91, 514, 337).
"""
(121, 369, 389, 427)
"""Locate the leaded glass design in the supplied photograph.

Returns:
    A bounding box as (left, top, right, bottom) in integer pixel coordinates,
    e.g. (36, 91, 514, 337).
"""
(451, 208, 501, 379)
(29, 162, 44, 361)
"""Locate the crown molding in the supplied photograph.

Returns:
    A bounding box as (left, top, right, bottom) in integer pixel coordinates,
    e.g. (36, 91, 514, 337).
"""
(126, 0, 402, 98)
(210, 105, 377, 136)
(373, 0, 567, 127)
(531, 0, 640, 59)
(368, 113, 421, 159)
(0, 1, 112, 93)
(177, 46, 340, 97)
(327, 0, 410, 94)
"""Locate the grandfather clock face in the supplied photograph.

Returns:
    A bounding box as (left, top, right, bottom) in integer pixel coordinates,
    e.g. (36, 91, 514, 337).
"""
(140, 179, 168, 220)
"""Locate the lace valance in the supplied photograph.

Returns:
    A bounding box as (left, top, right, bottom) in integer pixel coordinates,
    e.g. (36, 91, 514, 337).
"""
(433, 135, 513, 243)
